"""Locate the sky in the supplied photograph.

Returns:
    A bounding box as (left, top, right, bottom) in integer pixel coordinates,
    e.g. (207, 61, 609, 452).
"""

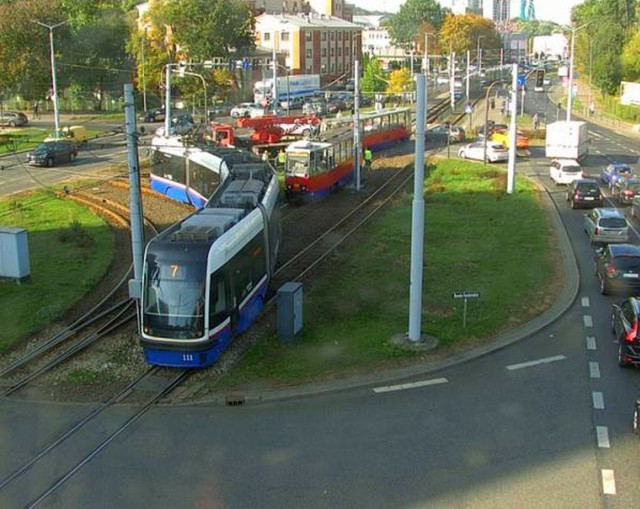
(351, 0, 585, 26)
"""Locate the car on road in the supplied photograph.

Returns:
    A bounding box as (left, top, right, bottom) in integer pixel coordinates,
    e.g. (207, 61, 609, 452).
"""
(595, 243, 640, 295)
(491, 128, 530, 150)
(26, 140, 78, 167)
(302, 100, 327, 116)
(612, 177, 640, 204)
(327, 99, 348, 114)
(565, 179, 604, 209)
(601, 163, 632, 188)
(0, 111, 29, 127)
(610, 297, 640, 366)
(171, 112, 195, 135)
(458, 142, 508, 163)
(583, 207, 630, 245)
(280, 97, 304, 110)
(230, 103, 263, 118)
(207, 101, 234, 119)
(549, 158, 584, 185)
(426, 124, 465, 143)
(140, 107, 166, 123)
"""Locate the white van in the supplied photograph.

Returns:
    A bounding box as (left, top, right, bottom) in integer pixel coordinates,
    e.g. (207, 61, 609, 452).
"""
(550, 158, 584, 185)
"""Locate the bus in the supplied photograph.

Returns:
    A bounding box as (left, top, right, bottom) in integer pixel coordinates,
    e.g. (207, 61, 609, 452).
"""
(254, 74, 320, 106)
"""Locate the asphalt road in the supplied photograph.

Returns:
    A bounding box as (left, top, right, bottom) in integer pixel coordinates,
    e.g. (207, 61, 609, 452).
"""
(2, 90, 640, 507)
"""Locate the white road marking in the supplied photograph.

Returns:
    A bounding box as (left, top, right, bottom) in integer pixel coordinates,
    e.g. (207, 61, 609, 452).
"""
(583, 315, 593, 328)
(589, 362, 601, 378)
(596, 426, 610, 448)
(506, 355, 566, 371)
(602, 469, 616, 495)
(593, 391, 605, 410)
(372, 377, 449, 394)
(586, 336, 597, 350)
(581, 297, 590, 307)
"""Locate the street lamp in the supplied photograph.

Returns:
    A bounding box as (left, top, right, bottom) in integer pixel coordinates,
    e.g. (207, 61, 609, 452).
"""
(566, 21, 593, 121)
(33, 20, 66, 139)
(477, 35, 486, 75)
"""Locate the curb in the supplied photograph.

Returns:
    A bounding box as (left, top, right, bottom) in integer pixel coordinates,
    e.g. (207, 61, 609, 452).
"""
(187, 178, 579, 407)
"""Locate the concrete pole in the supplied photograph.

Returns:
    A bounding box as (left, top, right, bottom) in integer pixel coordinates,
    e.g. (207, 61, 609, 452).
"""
(123, 84, 145, 301)
(466, 50, 470, 100)
(272, 40, 278, 114)
(507, 63, 518, 194)
(353, 59, 361, 191)
(450, 50, 455, 112)
(164, 64, 171, 135)
(567, 27, 576, 122)
(141, 34, 147, 112)
(408, 74, 426, 342)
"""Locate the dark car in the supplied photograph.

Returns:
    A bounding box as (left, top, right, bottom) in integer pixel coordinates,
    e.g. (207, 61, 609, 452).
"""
(327, 99, 348, 114)
(595, 244, 640, 295)
(426, 124, 465, 144)
(26, 140, 78, 167)
(140, 107, 166, 123)
(207, 102, 233, 120)
(610, 296, 640, 366)
(302, 100, 327, 116)
(612, 177, 640, 204)
(171, 112, 195, 135)
(0, 111, 29, 127)
(601, 163, 632, 188)
(565, 179, 604, 209)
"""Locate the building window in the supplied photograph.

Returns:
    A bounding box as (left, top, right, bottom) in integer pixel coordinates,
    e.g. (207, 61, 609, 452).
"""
(264, 32, 270, 41)
(281, 32, 289, 41)
(330, 48, 334, 56)
(322, 48, 327, 57)
(305, 31, 312, 41)
(330, 63, 335, 73)
(338, 47, 342, 56)
(338, 63, 342, 72)
(331, 32, 335, 40)
(338, 32, 342, 40)
(321, 32, 327, 41)
(306, 49, 312, 58)
(345, 46, 350, 56)
(321, 64, 327, 73)
(307, 64, 313, 73)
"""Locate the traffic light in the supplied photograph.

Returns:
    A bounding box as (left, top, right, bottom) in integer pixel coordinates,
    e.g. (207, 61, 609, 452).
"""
(535, 68, 545, 89)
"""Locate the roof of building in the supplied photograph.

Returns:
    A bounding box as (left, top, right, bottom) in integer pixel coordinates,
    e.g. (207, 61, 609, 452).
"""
(256, 13, 362, 29)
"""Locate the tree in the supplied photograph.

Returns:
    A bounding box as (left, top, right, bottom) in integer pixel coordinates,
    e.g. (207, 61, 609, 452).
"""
(386, 68, 413, 95)
(438, 13, 501, 57)
(387, 0, 446, 49)
(360, 58, 386, 94)
(621, 27, 640, 81)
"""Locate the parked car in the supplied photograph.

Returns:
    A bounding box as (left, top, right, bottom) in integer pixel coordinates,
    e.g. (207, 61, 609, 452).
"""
(612, 177, 640, 204)
(207, 102, 234, 119)
(565, 179, 604, 209)
(458, 142, 508, 163)
(0, 111, 29, 127)
(327, 99, 348, 114)
(280, 97, 304, 110)
(601, 163, 633, 188)
(26, 140, 78, 167)
(583, 207, 630, 245)
(426, 124, 465, 143)
(140, 107, 166, 123)
(595, 243, 640, 295)
(302, 100, 327, 116)
(549, 158, 584, 185)
(230, 103, 263, 118)
(610, 297, 640, 366)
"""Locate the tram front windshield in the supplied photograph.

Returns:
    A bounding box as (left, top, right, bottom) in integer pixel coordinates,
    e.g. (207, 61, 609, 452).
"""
(143, 257, 207, 339)
(286, 152, 310, 177)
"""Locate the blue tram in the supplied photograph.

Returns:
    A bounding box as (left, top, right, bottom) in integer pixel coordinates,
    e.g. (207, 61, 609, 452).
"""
(149, 129, 257, 208)
(139, 157, 281, 368)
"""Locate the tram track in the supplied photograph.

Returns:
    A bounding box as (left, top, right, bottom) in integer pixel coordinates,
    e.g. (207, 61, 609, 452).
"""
(0, 367, 194, 508)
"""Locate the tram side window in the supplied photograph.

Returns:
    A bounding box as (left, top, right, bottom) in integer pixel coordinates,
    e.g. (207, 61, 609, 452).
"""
(152, 152, 186, 185)
(189, 160, 221, 198)
(208, 271, 228, 328)
(228, 233, 267, 306)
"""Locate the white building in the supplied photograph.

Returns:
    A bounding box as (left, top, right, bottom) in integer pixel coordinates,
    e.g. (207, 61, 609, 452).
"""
(532, 34, 568, 59)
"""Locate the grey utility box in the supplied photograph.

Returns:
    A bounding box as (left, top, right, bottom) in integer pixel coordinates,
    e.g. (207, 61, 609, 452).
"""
(277, 282, 303, 342)
(0, 226, 31, 281)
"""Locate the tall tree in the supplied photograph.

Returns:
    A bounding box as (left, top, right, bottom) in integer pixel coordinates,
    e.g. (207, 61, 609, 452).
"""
(360, 58, 386, 94)
(387, 0, 446, 49)
(438, 13, 501, 56)
(621, 27, 640, 81)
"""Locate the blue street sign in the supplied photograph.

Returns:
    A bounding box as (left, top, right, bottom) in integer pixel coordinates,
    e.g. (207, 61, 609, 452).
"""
(517, 74, 526, 87)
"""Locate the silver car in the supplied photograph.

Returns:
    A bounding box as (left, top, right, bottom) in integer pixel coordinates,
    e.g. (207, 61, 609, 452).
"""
(584, 208, 630, 245)
(0, 111, 29, 127)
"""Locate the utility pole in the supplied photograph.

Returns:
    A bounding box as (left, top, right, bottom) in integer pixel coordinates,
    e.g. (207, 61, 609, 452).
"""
(272, 39, 279, 114)
(507, 63, 518, 195)
(33, 20, 66, 139)
(408, 74, 426, 343)
(353, 59, 361, 191)
(123, 83, 145, 305)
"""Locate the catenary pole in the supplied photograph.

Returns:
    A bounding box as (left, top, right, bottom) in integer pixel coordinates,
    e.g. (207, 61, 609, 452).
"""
(353, 59, 361, 191)
(123, 84, 145, 304)
(164, 64, 171, 135)
(507, 63, 518, 194)
(408, 75, 426, 342)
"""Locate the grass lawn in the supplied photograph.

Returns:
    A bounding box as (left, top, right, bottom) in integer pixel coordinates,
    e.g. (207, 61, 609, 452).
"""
(217, 158, 555, 388)
(0, 190, 114, 352)
(0, 127, 104, 154)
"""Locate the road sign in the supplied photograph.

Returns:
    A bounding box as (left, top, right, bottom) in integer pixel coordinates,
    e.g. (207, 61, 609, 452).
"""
(517, 74, 526, 88)
(464, 103, 473, 114)
(453, 291, 480, 299)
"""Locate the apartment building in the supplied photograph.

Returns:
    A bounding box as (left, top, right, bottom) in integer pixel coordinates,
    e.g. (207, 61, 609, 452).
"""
(255, 13, 362, 80)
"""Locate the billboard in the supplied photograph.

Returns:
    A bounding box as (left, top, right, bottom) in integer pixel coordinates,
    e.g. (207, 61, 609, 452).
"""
(620, 81, 640, 106)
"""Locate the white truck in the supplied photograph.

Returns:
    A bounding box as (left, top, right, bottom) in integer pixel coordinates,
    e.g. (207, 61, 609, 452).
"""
(254, 74, 320, 106)
(545, 120, 588, 161)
